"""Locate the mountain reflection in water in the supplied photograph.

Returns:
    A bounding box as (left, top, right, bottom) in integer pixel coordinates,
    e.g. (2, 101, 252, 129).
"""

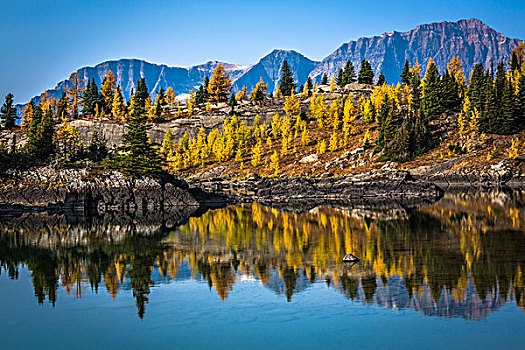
(1, 190, 524, 320)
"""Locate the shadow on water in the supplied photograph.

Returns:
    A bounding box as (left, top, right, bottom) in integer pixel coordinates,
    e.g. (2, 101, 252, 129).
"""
(1, 190, 525, 320)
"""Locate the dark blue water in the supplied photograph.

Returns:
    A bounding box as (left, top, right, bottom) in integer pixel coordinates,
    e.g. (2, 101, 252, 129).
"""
(1, 192, 525, 349)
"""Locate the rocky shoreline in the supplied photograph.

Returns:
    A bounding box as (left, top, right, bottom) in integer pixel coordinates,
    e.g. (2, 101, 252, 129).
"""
(0, 167, 199, 217)
(1, 165, 524, 218)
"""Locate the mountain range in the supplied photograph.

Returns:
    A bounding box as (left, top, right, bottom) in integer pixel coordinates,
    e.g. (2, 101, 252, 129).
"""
(22, 18, 523, 107)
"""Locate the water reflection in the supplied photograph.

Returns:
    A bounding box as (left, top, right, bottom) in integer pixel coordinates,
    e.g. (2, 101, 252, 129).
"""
(1, 190, 524, 320)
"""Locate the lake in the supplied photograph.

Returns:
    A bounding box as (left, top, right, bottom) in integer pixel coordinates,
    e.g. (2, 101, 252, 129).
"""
(1, 191, 525, 349)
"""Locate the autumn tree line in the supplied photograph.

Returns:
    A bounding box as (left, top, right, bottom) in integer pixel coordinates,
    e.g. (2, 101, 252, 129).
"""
(1, 45, 525, 177)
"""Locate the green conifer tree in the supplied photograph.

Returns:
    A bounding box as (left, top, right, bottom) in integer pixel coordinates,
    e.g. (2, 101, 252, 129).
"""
(336, 69, 344, 87)
(1, 93, 17, 129)
(82, 77, 100, 116)
(516, 74, 525, 129)
(279, 60, 297, 96)
(57, 90, 69, 121)
(321, 74, 328, 85)
(376, 72, 386, 86)
(153, 87, 166, 120)
(421, 59, 443, 121)
(357, 59, 374, 84)
(400, 59, 411, 85)
(342, 60, 356, 84)
(115, 78, 164, 177)
(467, 63, 486, 114)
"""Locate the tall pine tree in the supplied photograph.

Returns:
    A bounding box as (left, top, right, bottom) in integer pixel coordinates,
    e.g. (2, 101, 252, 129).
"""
(357, 59, 374, 84)
(116, 78, 164, 177)
(400, 60, 411, 85)
(279, 60, 296, 96)
(1, 93, 17, 129)
(421, 58, 443, 121)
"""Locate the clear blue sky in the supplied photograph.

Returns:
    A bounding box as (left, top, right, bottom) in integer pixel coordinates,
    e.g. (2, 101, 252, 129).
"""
(2, 0, 524, 103)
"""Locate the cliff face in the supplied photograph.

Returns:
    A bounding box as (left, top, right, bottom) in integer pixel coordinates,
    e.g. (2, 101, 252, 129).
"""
(310, 18, 523, 84)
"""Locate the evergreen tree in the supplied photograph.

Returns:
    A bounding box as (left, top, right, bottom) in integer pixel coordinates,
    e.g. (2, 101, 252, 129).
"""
(135, 78, 149, 103)
(87, 131, 108, 162)
(421, 58, 443, 121)
(228, 93, 237, 115)
(306, 77, 313, 93)
(517, 74, 525, 129)
(468, 63, 486, 114)
(442, 69, 460, 111)
(27, 106, 55, 160)
(115, 78, 164, 177)
(484, 78, 497, 133)
(195, 85, 206, 105)
(376, 72, 386, 86)
(56, 90, 69, 121)
(26, 104, 42, 152)
(342, 60, 356, 84)
(383, 101, 403, 149)
(400, 59, 411, 85)
(501, 77, 516, 134)
(357, 59, 374, 84)
(336, 68, 344, 87)
(153, 87, 166, 121)
(376, 95, 390, 149)
(410, 74, 422, 112)
(1, 93, 17, 129)
(82, 77, 99, 116)
(494, 62, 506, 104)
(208, 64, 232, 103)
(321, 74, 328, 85)
(278, 60, 296, 96)
(203, 75, 210, 102)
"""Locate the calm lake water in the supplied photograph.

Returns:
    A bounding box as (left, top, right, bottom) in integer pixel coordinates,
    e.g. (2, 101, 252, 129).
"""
(1, 191, 525, 349)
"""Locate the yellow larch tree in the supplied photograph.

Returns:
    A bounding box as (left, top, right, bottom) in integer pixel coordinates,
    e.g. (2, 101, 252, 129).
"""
(270, 151, 279, 176)
(67, 71, 85, 118)
(283, 91, 300, 117)
(21, 102, 34, 128)
(207, 64, 232, 103)
(330, 77, 337, 91)
(187, 90, 196, 116)
(100, 70, 116, 114)
(236, 86, 248, 101)
(249, 78, 268, 104)
(329, 98, 342, 130)
(274, 85, 283, 98)
(166, 87, 177, 107)
(317, 139, 327, 155)
(251, 141, 263, 167)
(329, 131, 338, 152)
(310, 94, 329, 129)
(111, 86, 127, 122)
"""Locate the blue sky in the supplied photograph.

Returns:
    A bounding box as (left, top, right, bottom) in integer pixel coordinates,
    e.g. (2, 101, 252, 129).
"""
(2, 0, 525, 103)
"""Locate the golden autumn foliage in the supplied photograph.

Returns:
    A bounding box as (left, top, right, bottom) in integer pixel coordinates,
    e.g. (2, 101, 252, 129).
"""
(207, 63, 232, 103)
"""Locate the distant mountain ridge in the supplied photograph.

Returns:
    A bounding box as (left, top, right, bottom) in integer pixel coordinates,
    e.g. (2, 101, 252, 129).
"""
(309, 18, 523, 84)
(21, 18, 523, 108)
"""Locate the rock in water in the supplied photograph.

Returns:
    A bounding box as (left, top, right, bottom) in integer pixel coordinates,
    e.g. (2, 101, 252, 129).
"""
(343, 253, 359, 262)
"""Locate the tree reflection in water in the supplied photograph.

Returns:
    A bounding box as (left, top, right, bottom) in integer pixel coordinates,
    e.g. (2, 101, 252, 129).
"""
(1, 190, 524, 319)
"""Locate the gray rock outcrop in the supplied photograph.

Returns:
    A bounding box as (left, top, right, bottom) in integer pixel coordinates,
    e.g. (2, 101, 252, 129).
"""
(0, 167, 198, 214)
